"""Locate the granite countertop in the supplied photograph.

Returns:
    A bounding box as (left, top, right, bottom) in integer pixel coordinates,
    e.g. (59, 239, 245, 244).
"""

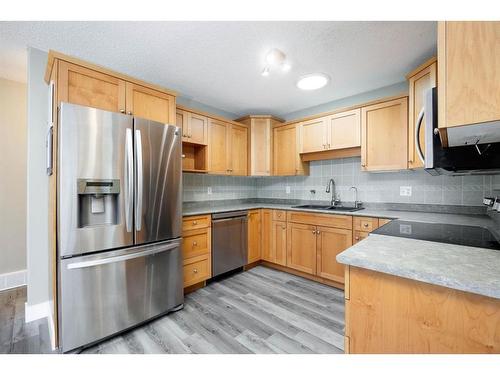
(183, 200, 498, 235)
(336, 234, 500, 300)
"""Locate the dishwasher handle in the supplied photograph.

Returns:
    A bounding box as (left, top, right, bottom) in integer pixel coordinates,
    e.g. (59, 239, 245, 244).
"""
(212, 216, 248, 224)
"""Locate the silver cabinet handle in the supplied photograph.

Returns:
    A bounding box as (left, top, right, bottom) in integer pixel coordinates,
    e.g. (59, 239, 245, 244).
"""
(46, 125, 53, 176)
(135, 129, 143, 232)
(67, 241, 180, 270)
(125, 128, 133, 233)
(415, 107, 425, 164)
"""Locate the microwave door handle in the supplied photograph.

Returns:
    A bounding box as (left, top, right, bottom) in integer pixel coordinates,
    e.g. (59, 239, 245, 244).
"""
(135, 129, 143, 232)
(125, 128, 133, 232)
(415, 107, 425, 164)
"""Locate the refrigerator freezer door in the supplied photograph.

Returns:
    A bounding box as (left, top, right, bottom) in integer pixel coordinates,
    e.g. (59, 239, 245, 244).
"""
(58, 238, 183, 352)
(58, 103, 134, 257)
(134, 118, 182, 244)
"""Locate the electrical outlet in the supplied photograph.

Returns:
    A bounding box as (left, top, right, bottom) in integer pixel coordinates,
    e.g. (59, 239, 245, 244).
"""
(400, 186, 412, 197)
(286, 186, 291, 194)
(207, 187, 212, 195)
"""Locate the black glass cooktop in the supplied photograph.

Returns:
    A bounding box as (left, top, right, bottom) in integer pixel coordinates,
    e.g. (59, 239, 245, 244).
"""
(373, 220, 500, 250)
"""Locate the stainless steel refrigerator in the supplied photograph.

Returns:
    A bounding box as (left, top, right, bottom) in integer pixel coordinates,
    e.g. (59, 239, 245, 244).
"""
(57, 103, 183, 352)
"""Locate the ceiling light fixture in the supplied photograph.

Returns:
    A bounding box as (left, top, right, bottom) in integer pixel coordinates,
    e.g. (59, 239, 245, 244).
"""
(261, 66, 270, 77)
(296, 73, 330, 90)
(281, 62, 291, 72)
(265, 48, 286, 66)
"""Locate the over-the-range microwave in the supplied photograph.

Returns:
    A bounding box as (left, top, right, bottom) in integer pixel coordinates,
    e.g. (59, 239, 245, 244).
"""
(416, 87, 500, 176)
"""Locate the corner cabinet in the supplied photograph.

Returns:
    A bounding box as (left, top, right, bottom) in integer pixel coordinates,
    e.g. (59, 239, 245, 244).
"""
(273, 123, 309, 176)
(361, 97, 408, 171)
(438, 21, 500, 129)
(237, 115, 284, 176)
(407, 57, 437, 169)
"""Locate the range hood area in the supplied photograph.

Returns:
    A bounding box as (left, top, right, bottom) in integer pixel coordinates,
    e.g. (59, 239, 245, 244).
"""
(446, 120, 500, 147)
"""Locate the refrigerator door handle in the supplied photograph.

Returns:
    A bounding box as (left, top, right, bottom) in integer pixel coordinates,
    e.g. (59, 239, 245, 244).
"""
(66, 241, 180, 270)
(135, 129, 143, 232)
(125, 128, 134, 232)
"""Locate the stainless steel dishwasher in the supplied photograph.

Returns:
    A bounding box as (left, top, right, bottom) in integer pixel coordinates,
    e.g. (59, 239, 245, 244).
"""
(212, 210, 248, 277)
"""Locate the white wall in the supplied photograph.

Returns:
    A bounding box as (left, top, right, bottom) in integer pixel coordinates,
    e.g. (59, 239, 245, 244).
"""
(0, 77, 27, 290)
(26, 47, 49, 306)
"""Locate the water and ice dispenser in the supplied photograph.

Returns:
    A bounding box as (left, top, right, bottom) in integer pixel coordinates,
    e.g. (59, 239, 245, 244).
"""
(77, 179, 120, 228)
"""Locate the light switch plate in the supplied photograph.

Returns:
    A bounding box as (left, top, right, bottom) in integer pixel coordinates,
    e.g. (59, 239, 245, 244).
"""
(286, 186, 291, 194)
(400, 186, 412, 196)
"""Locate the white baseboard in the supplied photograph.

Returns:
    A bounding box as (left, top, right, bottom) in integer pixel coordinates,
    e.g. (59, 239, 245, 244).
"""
(0, 269, 27, 291)
(25, 299, 57, 350)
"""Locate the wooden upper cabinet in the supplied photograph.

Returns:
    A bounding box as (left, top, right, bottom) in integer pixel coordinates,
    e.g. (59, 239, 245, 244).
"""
(300, 118, 327, 153)
(286, 223, 317, 275)
(247, 210, 261, 264)
(438, 22, 500, 129)
(361, 97, 408, 171)
(208, 118, 230, 174)
(316, 226, 352, 283)
(229, 123, 248, 176)
(188, 112, 208, 145)
(57, 61, 126, 113)
(125, 82, 176, 124)
(176, 109, 189, 141)
(273, 123, 308, 176)
(407, 58, 437, 169)
(327, 109, 361, 149)
(237, 116, 283, 176)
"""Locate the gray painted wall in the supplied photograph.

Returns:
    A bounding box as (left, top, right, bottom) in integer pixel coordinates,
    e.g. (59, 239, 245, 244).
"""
(177, 96, 239, 120)
(0, 78, 27, 275)
(26, 47, 50, 306)
(283, 81, 408, 121)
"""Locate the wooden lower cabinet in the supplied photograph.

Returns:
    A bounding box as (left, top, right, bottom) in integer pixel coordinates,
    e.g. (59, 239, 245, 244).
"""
(353, 230, 369, 244)
(271, 220, 287, 266)
(247, 210, 261, 264)
(286, 223, 317, 274)
(345, 266, 500, 353)
(316, 226, 352, 283)
(182, 215, 211, 288)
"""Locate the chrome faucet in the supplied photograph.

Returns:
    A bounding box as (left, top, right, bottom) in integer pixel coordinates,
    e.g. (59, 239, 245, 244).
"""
(350, 186, 363, 208)
(326, 178, 340, 206)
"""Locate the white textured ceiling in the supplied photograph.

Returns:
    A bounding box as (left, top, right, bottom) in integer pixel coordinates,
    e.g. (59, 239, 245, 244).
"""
(0, 21, 436, 117)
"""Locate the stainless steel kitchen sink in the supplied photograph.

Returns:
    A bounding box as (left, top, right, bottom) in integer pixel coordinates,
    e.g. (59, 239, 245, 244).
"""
(292, 204, 364, 212)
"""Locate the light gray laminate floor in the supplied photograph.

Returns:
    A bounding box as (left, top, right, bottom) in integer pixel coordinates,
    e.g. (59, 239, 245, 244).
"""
(1, 266, 345, 354)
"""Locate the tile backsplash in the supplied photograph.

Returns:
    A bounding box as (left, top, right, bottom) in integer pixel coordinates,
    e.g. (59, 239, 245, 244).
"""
(183, 157, 500, 206)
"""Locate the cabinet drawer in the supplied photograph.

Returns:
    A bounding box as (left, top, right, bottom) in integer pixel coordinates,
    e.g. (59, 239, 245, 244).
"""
(273, 210, 287, 222)
(182, 228, 209, 259)
(287, 211, 352, 230)
(353, 217, 379, 232)
(353, 230, 369, 244)
(183, 255, 210, 287)
(182, 215, 210, 231)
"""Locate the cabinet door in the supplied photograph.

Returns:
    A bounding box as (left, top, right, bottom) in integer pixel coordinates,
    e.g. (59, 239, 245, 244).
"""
(273, 124, 298, 176)
(57, 61, 126, 113)
(208, 119, 230, 174)
(271, 221, 287, 266)
(286, 223, 317, 275)
(126, 82, 176, 124)
(261, 209, 273, 262)
(361, 97, 408, 171)
(438, 22, 500, 128)
(176, 109, 189, 142)
(250, 118, 272, 176)
(408, 60, 436, 169)
(353, 230, 369, 244)
(300, 118, 327, 153)
(229, 123, 248, 176)
(188, 112, 208, 145)
(247, 210, 262, 264)
(316, 226, 352, 283)
(327, 109, 361, 149)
